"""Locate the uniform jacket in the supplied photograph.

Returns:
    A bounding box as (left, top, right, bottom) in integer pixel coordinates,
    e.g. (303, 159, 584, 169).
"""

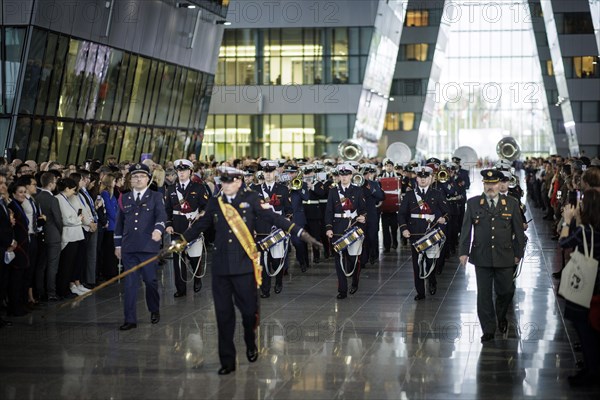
(362, 180, 385, 223)
(290, 182, 309, 228)
(250, 182, 293, 235)
(183, 188, 302, 276)
(114, 189, 167, 254)
(304, 180, 327, 220)
(398, 187, 449, 243)
(324, 184, 366, 236)
(164, 180, 210, 234)
(459, 194, 525, 267)
(35, 190, 63, 244)
(456, 168, 470, 191)
(433, 180, 460, 216)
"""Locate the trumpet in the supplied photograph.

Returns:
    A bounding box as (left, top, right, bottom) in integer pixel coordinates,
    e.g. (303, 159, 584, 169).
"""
(351, 173, 365, 186)
(436, 168, 449, 183)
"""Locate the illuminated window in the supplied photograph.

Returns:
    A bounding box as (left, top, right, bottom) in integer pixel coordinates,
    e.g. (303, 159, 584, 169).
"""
(384, 112, 417, 131)
(546, 60, 554, 76)
(405, 10, 429, 27)
(573, 56, 598, 78)
(402, 44, 430, 61)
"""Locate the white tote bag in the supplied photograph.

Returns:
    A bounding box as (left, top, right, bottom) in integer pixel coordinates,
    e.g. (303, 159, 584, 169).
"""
(559, 226, 599, 308)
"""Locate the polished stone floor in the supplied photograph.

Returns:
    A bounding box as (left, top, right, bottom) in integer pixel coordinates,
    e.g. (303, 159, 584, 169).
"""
(1, 177, 599, 399)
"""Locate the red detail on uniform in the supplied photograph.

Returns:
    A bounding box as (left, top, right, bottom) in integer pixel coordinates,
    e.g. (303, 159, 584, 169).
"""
(342, 198, 354, 211)
(269, 193, 280, 207)
(420, 201, 431, 213)
(180, 200, 192, 213)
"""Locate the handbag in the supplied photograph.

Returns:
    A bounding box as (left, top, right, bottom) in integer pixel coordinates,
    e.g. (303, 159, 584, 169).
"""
(558, 225, 598, 308)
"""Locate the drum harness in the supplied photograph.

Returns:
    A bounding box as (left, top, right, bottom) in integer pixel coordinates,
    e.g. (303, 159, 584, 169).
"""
(175, 193, 208, 281)
(262, 227, 291, 277)
(413, 190, 446, 279)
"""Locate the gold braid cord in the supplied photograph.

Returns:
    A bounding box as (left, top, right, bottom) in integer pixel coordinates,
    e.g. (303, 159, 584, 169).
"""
(217, 197, 263, 286)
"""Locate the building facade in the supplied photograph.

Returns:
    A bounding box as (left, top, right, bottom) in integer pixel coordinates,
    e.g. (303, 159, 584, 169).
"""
(0, 0, 227, 164)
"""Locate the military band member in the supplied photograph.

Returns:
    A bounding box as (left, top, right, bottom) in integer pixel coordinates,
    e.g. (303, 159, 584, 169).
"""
(181, 167, 320, 374)
(380, 158, 399, 252)
(452, 156, 470, 233)
(398, 166, 449, 300)
(164, 159, 210, 297)
(431, 164, 459, 274)
(302, 164, 327, 263)
(459, 169, 525, 343)
(325, 164, 367, 299)
(114, 163, 167, 330)
(251, 160, 293, 298)
(286, 165, 310, 272)
(360, 164, 385, 264)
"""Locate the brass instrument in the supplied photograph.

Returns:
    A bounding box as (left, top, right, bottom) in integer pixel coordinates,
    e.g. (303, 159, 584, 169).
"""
(290, 171, 303, 190)
(508, 174, 518, 189)
(338, 139, 363, 161)
(351, 173, 365, 186)
(255, 171, 265, 181)
(436, 167, 449, 183)
(496, 137, 521, 161)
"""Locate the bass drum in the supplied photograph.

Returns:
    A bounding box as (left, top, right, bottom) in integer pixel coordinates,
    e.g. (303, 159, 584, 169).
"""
(379, 177, 402, 213)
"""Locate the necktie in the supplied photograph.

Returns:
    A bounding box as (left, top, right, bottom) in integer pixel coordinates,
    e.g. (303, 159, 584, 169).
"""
(28, 198, 38, 232)
(490, 199, 495, 209)
(136, 192, 141, 204)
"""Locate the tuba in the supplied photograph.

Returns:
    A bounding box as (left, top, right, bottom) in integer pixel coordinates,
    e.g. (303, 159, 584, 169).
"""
(338, 139, 363, 161)
(496, 137, 521, 161)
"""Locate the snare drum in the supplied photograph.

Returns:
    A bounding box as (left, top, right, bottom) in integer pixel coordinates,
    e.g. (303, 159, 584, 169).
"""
(186, 235, 205, 258)
(413, 227, 445, 254)
(257, 229, 289, 258)
(333, 227, 365, 255)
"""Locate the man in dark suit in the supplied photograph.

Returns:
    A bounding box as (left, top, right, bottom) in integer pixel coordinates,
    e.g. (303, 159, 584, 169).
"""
(459, 169, 525, 343)
(182, 167, 321, 375)
(0, 173, 16, 327)
(35, 172, 63, 301)
(114, 163, 167, 331)
(165, 159, 210, 297)
(250, 160, 293, 297)
(398, 166, 449, 301)
(325, 164, 367, 299)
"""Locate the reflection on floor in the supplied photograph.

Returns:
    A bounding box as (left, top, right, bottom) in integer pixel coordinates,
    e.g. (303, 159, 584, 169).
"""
(1, 175, 599, 399)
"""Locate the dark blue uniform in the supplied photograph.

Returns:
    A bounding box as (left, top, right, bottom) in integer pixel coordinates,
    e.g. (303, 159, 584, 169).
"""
(182, 188, 302, 370)
(250, 182, 292, 295)
(398, 187, 449, 298)
(324, 184, 366, 296)
(289, 182, 310, 271)
(360, 179, 385, 265)
(432, 179, 459, 273)
(114, 189, 167, 325)
(164, 180, 210, 295)
(304, 180, 327, 261)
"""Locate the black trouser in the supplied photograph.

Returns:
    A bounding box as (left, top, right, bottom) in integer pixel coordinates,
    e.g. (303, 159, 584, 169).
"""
(474, 266, 514, 334)
(173, 252, 201, 294)
(57, 240, 84, 297)
(261, 250, 284, 293)
(291, 233, 308, 268)
(23, 234, 39, 298)
(335, 250, 360, 294)
(212, 272, 257, 368)
(306, 218, 323, 260)
(100, 231, 119, 279)
(7, 267, 26, 315)
(381, 212, 398, 250)
(410, 246, 436, 297)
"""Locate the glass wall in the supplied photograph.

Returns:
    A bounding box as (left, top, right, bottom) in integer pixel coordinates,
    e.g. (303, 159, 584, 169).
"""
(9, 28, 214, 164)
(202, 113, 355, 160)
(423, 0, 555, 159)
(216, 27, 373, 86)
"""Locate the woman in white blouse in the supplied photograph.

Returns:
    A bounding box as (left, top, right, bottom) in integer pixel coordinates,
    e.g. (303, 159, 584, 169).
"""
(55, 178, 89, 298)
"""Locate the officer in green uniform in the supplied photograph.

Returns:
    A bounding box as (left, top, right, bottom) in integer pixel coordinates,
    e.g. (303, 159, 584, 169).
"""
(459, 169, 525, 343)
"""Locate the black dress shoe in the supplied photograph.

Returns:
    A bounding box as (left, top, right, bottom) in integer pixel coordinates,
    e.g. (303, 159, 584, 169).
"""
(414, 294, 425, 301)
(260, 292, 270, 299)
(349, 286, 358, 295)
(369, 257, 377, 265)
(336, 292, 347, 299)
(313, 258, 321, 264)
(218, 366, 236, 375)
(480, 333, 495, 343)
(151, 312, 160, 324)
(274, 285, 282, 294)
(119, 323, 137, 331)
(246, 346, 259, 363)
(300, 264, 307, 273)
(383, 249, 390, 254)
(0, 318, 12, 328)
(429, 283, 437, 295)
(194, 280, 202, 293)
(174, 291, 186, 298)
(392, 243, 398, 250)
(573, 342, 582, 351)
(498, 319, 508, 334)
